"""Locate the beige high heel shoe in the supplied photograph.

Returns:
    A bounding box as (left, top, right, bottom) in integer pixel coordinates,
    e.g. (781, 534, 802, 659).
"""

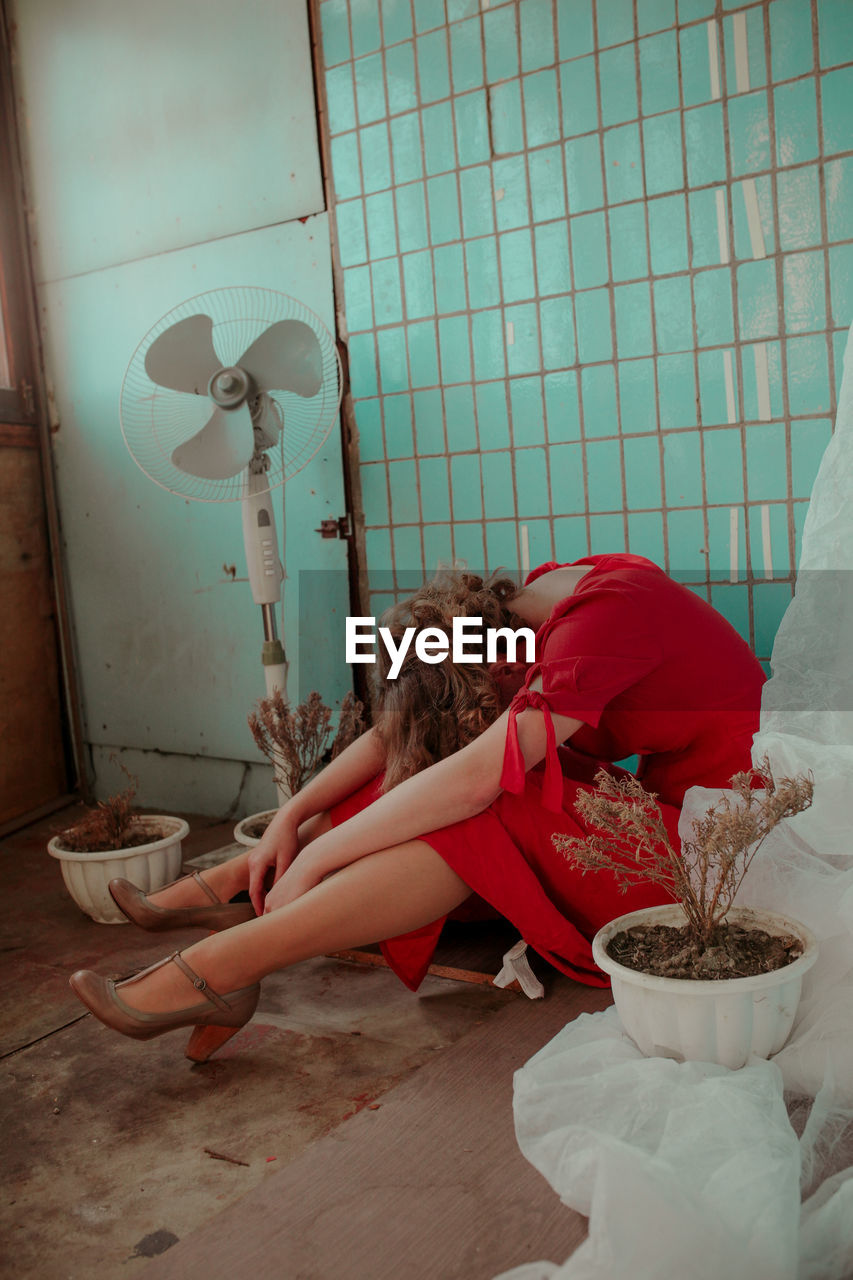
(109, 872, 255, 932)
(69, 951, 260, 1063)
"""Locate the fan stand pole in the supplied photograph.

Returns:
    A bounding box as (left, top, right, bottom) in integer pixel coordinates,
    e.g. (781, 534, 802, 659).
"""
(261, 608, 291, 808)
(261, 606, 288, 697)
(259, 607, 290, 809)
(243, 468, 291, 807)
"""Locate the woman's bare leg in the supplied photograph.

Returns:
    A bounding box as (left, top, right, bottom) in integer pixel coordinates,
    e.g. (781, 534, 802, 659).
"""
(147, 812, 332, 908)
(120, 840, 470, 1014)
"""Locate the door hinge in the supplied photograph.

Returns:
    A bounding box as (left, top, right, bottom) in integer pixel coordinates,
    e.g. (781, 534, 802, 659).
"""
(315, 514, 352, 539)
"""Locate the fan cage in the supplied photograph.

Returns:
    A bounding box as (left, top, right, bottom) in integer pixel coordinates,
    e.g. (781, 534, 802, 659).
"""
(120, 286, 342, 502)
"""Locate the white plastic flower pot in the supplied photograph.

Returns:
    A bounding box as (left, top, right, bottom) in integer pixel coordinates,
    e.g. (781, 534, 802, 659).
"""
(592, 904, 818, 1070)
(233, 810, 277, 849)
(48, 816, 190, 924)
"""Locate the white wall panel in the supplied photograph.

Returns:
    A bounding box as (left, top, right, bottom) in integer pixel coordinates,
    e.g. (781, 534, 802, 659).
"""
(11, 0, 324, 283)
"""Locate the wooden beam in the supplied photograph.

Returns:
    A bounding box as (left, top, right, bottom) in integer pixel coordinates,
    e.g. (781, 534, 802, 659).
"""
(329, 947, 523, 992)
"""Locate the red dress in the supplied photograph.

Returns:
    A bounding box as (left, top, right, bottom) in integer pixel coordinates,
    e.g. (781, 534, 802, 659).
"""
(330, 555, 766, 990)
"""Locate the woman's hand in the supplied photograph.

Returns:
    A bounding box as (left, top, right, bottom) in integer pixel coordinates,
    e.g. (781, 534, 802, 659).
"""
(246, 814, 301, 916)
(241, 727, 385, 915)
(261, 850, 324, 914)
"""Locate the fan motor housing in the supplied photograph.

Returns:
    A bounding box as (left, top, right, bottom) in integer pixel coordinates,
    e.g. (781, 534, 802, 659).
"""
(208, 365, 253, 409)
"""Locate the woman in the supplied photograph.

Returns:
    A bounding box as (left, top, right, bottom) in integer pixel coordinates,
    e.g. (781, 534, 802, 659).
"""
(70, 554, 766, 1061)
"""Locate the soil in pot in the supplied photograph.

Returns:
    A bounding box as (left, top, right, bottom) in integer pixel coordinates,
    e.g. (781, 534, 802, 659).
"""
(242, 815, 273, 840)
(606, 920, 805, 981)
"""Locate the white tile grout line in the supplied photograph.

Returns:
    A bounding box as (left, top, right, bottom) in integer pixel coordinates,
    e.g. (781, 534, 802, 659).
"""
(715, 188, 730, 264)
(707, 20, 721, 101)
(753, 342, 772, 421)
(520, 522, 530, 579)
(733, 11, 750, 95)
(723, 349, 737, 423)
(729, 506, 739, 583)
(741, 178, 766, 259)
(761, 503, 773, 578)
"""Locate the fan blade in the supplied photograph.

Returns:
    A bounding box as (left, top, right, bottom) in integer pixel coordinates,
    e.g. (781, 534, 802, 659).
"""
(239, 319, 323, 397)
(145, 314, 221, 394)
(171, 404, 254, 480)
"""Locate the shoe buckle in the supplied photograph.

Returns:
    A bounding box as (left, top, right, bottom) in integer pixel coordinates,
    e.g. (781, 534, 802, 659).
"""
(193, 977, 207, 992)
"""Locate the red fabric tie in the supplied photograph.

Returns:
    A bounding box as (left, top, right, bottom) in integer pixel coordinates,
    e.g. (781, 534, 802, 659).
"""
(500, 686, 564, 813)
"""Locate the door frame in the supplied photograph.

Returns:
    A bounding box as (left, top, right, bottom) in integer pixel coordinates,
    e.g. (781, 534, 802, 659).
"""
(0, 3, 91, 830)
(306, 0, 375, 711)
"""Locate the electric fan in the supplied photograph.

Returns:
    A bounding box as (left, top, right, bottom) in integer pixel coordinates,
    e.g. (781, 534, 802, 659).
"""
(119, 286, 343, 700)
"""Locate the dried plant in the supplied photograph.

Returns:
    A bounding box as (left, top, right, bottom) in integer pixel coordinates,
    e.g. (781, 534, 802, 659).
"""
(248, 689, 365, 795)
(57, 762, 140, 852)
(330, 689, 366, 759)
(553, 757, 814, 948)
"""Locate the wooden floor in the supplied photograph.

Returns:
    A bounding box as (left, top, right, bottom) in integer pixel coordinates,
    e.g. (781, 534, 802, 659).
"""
(148, 975, 612, 1280)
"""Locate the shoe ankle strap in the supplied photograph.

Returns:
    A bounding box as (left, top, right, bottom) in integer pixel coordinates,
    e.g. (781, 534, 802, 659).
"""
(169, 952, 231, 1012)
(192, 872, 221, 906)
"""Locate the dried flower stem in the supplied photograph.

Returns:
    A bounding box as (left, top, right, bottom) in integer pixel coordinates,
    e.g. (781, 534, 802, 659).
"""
(553, 757, 814, 948)
(57, 759, 140, 852)
(248, 689, 365, 795)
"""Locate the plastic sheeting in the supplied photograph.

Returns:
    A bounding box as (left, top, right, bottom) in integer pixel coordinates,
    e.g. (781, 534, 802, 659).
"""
(496, 325, 853, 1280)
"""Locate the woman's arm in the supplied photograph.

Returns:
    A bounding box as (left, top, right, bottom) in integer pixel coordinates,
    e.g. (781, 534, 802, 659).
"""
(263, 699, 583, 912)
(284, 724, 386, 827)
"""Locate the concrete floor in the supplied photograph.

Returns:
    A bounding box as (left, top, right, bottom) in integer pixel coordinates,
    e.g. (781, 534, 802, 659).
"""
(0, 806, 522, 1279)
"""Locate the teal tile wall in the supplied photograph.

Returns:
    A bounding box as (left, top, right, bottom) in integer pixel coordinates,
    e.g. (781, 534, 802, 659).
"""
(318, 0, 853, 660)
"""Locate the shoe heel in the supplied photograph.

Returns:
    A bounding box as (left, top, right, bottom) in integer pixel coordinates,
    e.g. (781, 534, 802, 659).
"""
(185, 1023, 242, 1063)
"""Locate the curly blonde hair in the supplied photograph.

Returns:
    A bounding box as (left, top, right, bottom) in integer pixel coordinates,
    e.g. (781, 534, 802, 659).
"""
(374, 570, 519, 792)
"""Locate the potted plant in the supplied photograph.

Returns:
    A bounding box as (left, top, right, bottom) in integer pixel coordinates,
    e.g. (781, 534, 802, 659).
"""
(234, 689, 365, 846)
(48, 769, 189, 924)
(554, 761, 817, 1069)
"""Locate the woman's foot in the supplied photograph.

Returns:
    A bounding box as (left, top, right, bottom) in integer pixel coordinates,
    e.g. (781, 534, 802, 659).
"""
(69, 950, 260, 1062)
(115, 928, 261, 1016)
(109, 872, 255, 932)
(111, 947, 213, 1014)
(147, 856, 249, 909)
